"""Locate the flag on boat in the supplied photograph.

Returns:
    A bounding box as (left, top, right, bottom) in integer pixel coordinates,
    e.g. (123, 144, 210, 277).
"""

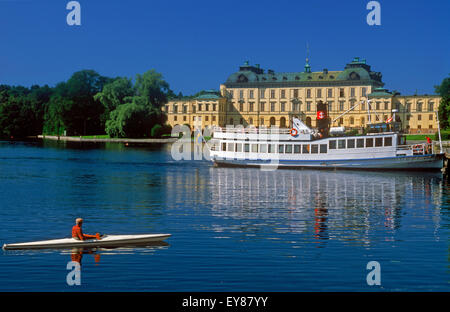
(386, 116, 393, 123)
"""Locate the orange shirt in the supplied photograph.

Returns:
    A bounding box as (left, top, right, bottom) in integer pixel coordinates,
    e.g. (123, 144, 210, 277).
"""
(72, 225, 84, 240)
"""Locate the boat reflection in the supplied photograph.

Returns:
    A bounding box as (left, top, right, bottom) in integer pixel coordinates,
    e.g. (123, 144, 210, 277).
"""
(209, 168, 444, 245)
(65, 241, 170, 266)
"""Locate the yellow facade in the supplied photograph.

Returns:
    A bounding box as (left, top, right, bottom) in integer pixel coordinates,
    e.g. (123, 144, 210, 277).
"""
(164, 58, 441, 134)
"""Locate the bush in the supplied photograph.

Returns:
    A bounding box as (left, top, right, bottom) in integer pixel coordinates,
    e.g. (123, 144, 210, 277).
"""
(435, 130, 450, 140)
(151, 124, 172, 138)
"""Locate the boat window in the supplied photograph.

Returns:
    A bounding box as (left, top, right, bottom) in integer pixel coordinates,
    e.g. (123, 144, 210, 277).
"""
(366, 138, 374, 148)
(302, 144, 310, 154)
(236, 143, 243, 152)
(338, 139, 346, 149)
(329, 140, 336, 149)
(311, 144, 318, 154)
(244, 143, 250, 152)
(357, 138, 364, 148)
(398, 136, 406, 146)
(268, 144, 276, 153)
(375, 137, 383, 147)
(259, 144, 268, 153)
(278, 145, 285, 153)
(347, 139, 355, 148)
(251, 144, 258, 153)
(222, 142, 226, 151)
(227, 143, 235, 152)
(285, 145, 293, 153)
(384, 137, 392, 147)
(294, 145, 301, 153)
(320, 144, 327, 153)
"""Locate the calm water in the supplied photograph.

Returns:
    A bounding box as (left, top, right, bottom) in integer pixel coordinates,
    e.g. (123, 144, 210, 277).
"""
(0, 140, 449, 291)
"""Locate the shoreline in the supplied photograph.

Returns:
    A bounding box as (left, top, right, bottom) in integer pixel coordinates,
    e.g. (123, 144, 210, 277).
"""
(36, 135, 177, 144)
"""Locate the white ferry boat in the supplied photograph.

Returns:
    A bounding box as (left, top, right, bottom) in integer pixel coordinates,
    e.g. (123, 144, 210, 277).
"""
(208, 103, 444, 171)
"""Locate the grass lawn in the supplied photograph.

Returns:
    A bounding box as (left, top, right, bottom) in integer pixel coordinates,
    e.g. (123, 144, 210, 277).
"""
(406, 134, 434, 141)
(71, 135, 110, 139)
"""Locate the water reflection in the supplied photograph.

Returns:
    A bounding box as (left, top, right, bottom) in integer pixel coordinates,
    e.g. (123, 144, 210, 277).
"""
(209, 168, 444, 245)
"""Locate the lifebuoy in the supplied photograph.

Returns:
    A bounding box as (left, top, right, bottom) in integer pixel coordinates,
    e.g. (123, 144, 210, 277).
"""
(290, 128, 298, 137)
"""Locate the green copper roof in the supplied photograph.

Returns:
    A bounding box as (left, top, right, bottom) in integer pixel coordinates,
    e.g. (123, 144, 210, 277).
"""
(368, 88, 393, 97)
(225, 58, 384, 86)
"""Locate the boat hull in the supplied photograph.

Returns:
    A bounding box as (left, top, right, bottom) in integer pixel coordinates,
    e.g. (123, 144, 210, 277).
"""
(213, 153, 445, 171)
(2, 234, 171, 250)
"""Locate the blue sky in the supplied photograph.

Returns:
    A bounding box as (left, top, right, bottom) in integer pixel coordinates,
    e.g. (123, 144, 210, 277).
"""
(0, 0, 448, 95)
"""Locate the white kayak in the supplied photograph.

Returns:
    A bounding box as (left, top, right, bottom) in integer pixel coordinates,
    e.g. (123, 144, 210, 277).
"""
(2, 234, 171, 250)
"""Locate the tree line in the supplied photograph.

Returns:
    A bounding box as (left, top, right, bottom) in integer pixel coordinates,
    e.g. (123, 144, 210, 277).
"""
(0, 69, 176, 139)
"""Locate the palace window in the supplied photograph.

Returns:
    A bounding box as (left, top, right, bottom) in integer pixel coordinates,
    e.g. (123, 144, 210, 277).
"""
(428, 102, 434, 111)
(270, 102, 276, 112)
(281, 89, 286, 99)
(339, 101, 344, 111)
(417, 102, 422, 112)
(339, 88, 345, 97)
(418, 114, 422, 121)
(205, 104, 209, 111)
(281, 102, 286, 112)
(361, 87, 367, 97)
(198, 104, 202, 111)
(260, 89, 266, 99)
(213, 104, 217, 111)
(306, 102, 311, 111)
(260, 118, 264, 125)
(239, 103, 244, 111)
(173, 105, 178, 113)
(350, 88, 355, 97)
(183, 116, 187, 122)
(306, 89, 311, 98)
(429, 114, 433, 120)
(270, 90, 276, 99)
(249, 102, 254, 112)
(249, 90, 254, 99)
(328, 101, 333, 112)
(293, 89, 299, 98)
(327, 88, 333, 98)
(317, 89, 322, 98)
(239, 90, 244, 99)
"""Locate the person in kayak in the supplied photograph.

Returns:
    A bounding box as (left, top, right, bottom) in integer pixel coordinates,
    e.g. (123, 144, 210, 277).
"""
(72, 218, 101, 241)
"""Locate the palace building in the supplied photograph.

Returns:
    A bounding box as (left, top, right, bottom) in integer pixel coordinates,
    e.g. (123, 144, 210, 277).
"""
(164, 57, 441, 134)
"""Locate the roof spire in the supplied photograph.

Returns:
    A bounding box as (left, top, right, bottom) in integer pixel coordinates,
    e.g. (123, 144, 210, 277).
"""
(304, 42, 311, 73)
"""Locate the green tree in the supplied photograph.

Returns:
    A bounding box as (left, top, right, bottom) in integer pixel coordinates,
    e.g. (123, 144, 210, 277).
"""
(135, 69, 170, 109)
(436, 75, 450, 129)
(93, 77, 135, 119)
(44, 70, 111, 135)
